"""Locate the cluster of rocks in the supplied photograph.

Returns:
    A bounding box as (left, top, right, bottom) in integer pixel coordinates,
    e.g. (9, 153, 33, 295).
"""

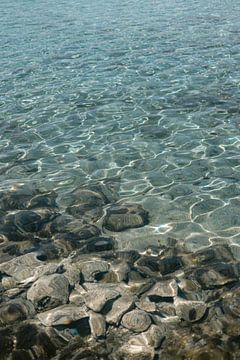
(0, 184, 240, 359)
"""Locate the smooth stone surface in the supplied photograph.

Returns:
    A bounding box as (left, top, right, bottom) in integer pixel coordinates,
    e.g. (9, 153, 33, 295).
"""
(83, 286, 120, 312)
(89, 311, 106, 338)
(174, 297, 207, 322)
(27, 274, 70, 310)
(121, 309, 151, 333)
(103, 203, 149, 232)
(37, 305, 88, 326)
(106, 295, 135, 325)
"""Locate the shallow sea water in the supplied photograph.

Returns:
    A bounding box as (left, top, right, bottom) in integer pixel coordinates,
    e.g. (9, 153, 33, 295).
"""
(0, 0, 240, 252)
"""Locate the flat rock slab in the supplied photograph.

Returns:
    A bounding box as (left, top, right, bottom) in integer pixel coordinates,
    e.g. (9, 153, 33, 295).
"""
(83, 286, 120, 312)
(37, 305, 88, 326)
(106, 295, 135, 325)
(80, 260, 109, 282)
(0, 299, 35, 325)
(174, 298, 207, 322)
(146, 279, 178, 299)
(27, 274, 70, 310)
(103, 204, 149, 232)
(121, 309, 151, 333)
(0, 253, 42, 282)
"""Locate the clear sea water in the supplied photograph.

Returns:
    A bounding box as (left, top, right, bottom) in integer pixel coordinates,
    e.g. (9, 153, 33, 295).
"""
(0, 0, 240, 252)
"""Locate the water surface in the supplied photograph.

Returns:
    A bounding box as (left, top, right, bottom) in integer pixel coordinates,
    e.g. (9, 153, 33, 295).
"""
(1, 0, 240, 251)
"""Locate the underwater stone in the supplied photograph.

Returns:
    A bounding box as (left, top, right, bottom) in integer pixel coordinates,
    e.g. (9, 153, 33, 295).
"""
(86, 236, 114, 252)
(116, 250, 141, 264)
(83, 285, 120, 312)
(103, 203, 149, 232)
(8, 209, 55, 233)
(27, 274, 70, 311)
(222, 287, 240, 318)
(66, 203, 103, 223)
(89, 311, 106, 338)
(121, 309, 151, 333)
(145, 279, 178, 299)
(27, 191, 58, 209)
(37, 305, 89, 326)
(129, 324, 166, 350)
(0, 299, 35, 325)
(106, 295, 135, 325)
(80, 260, 109, 282)
(0, 253, 42, 282)
(158, 256, 183, 275)
(174, 297, 207, 322)
(116, 344, 154, 360)
(191, 263, 238, 289)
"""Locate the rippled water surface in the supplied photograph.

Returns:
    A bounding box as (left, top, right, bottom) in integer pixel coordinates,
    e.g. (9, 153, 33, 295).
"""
(1, 0, 240, 251)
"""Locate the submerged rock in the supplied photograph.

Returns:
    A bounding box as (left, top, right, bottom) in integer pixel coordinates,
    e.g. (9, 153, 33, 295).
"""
(86, 236, 115, 253)
(27, 274, 70, 311)
(145, 279, 178, 299)
(190, 263, 239, 289)
(121, 309, 151, 333)
(0, 253, 42, 282)
(0, 299, 35, 325)
(174, 297, 207, 322)
(116, 343, 154, 360)
(106, 295, 135, 325)
(80, 260, 109, 282)
(83, 285, 120, 312)
(103, 204, 149, 232)
(37, 305, 88, 327)
(89, 311, 106, 338)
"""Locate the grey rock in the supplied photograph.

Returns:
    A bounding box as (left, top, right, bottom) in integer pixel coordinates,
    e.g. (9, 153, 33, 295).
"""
(121, 309, 151, 333)
(37, 305, 88, 326)
(61, 263, 80, 286)
(136, 298, 157, 313)
(89, 311, 106, 338)
(80, 260, 109, 282)
(86, 236, 114, 252)
(0, 253, 42, 282)
(145, 279, 178, 299)
(191, 263, 238, 289)
(128, 324, 166, 350)
(115, 343, 154, 360)
(106, 295, 135, 325)
(0, 298, 35, 325)
(27, 274, 70, 310)
(83, 285, 120, 312)
(174, 297, 207, 322)
(103, 203, 149, 232)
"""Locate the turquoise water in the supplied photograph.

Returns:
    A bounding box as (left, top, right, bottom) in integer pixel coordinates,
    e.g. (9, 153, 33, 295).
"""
(1, 0, 240, 251)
